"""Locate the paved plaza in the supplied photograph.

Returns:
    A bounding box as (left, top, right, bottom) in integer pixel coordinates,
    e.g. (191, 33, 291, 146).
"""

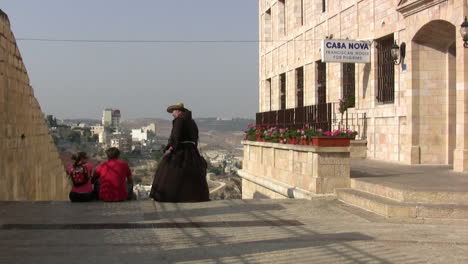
(1, 198, 468, 264)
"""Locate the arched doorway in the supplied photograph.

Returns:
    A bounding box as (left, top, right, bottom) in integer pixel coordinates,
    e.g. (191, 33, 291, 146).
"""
(411, 20, 456, 164)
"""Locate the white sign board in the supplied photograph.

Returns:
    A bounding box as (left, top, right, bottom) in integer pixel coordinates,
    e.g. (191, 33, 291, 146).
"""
(321, 40, 371, 63)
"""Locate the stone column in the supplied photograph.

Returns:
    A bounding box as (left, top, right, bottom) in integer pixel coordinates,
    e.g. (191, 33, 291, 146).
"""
(453, 6, 468, 171)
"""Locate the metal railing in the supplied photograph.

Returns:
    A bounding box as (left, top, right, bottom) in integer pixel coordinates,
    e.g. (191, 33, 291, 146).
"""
(331, 111, 367, 140)
(256, 103, 368, 140)
(256, 103, 333, 131)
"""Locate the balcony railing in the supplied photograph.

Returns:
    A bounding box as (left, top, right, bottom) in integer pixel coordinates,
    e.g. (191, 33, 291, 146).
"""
(256, 103, 333, 131)
(256, 103, 367, 140)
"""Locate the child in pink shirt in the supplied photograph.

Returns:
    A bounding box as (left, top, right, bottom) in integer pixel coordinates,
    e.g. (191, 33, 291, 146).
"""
(67, 152, 94, 202)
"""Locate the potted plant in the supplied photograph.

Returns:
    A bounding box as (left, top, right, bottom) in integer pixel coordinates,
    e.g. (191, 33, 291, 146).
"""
(311, 129, 351, 147)
(244, 123, 257, 141)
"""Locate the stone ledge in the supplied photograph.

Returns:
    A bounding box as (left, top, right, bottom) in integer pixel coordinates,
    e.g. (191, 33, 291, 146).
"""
(242, 140, 350, 153)
(397, 0, 447, 17)
(337, 188, 468, 219)
(238, 170, 333, 199)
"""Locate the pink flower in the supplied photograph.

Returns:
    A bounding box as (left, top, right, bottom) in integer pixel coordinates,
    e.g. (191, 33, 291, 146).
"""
(324, 131, 332, 136)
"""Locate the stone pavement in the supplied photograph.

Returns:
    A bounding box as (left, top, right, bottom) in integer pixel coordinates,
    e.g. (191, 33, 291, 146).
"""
(1, 199, 468, 264)
(351, 158, 468, 192)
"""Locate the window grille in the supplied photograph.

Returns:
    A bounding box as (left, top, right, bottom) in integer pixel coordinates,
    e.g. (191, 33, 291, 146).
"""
(296, 67, 304, 107)
(317, 61, 326, 104)
(376, 35, 395, 103)
(343, 63, 355, 108)
(280, 73, 286, 110)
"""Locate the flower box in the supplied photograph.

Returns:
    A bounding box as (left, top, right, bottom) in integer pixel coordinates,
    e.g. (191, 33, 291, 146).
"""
(311, 136, 350, 147)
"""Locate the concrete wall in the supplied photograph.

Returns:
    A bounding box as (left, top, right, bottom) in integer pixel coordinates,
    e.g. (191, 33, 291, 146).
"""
(0, 10, 69, 200)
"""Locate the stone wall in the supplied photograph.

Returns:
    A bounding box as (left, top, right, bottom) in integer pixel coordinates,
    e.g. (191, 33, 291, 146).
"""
(258, 0, 468, 169)
(0, 10, 69, 201)
(239, 140, 350, 199)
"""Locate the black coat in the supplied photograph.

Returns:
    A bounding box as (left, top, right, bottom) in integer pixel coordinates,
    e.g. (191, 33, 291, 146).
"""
(150, 111, 209, 202)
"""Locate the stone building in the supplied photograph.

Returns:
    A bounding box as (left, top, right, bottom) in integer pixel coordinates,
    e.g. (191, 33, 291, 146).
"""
(258, 0, 468, 171)
(0, 10, 69, 200)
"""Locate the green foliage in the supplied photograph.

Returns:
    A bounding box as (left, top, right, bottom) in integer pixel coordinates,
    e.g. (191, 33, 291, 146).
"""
(244, 124, 358, 144)
(151, 150, 164, 162)
(206, 159, 223, 175)
(67, 131, 81, 144)
(147, 131, 156, 140)
(83, 128, 92, 139)
(120, 153, 130, 163)
(339, 95, 355, 114)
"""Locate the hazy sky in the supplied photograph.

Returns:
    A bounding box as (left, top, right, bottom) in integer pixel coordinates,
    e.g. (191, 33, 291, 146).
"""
(2, 1, 259, 120)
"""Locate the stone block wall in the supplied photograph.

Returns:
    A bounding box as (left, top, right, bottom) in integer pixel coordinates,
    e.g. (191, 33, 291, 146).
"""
(0, 10, 69, 201)
(258, 0, 466, 168)
(240, 140, 350, 199)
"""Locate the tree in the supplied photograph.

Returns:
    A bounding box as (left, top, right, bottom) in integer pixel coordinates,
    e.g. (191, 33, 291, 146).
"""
(206, 159, 223, 175)
(67, 131, 81, 144)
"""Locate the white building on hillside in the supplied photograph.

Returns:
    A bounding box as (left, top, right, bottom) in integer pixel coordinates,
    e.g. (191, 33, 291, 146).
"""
(132, 129, 148, 142)
(131, 123, 157, 142)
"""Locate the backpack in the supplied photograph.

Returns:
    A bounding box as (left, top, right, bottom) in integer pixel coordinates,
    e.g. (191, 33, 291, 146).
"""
(70, 164, 89, 187)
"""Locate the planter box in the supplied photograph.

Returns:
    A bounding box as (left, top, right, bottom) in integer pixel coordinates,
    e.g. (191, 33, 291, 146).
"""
(239, 141, 350, 197)
(311, 136, 351, 147)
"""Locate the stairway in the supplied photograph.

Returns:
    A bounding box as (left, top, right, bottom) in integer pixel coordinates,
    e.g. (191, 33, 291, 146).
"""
(336, 179, 468, 219)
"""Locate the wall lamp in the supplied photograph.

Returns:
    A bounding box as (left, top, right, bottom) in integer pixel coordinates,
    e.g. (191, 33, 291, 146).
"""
(460, 16, 468, 48)
(391, 41, 406, 65)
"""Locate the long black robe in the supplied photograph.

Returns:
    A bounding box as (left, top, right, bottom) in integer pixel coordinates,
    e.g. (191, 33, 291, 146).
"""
(150, 111, 210, 202)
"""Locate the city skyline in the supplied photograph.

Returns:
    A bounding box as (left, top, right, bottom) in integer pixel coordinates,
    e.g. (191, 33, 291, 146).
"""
(1, 1, 259, 119)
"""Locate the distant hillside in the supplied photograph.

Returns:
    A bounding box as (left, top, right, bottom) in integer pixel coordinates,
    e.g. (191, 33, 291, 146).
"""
(63, 119, 100, 126)
(121, 118, 254, 155)
(121, 118, 254, 133)
(196, 118, 254, 132)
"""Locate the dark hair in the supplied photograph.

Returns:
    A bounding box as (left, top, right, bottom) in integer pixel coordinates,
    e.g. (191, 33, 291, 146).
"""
(106, 147, 120, 159)
(71, 152, 88, 166)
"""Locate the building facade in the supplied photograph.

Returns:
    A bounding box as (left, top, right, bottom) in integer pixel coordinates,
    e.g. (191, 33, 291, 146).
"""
(258, 0, 468, 171)
(102, 109, 112, 127)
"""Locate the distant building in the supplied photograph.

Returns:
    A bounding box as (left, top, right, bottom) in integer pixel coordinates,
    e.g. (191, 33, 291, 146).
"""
(102, 109, 112, 127)
(131, 123, 156, 142)
(144, 123, 156, 133)
(99, 131, 109, 145)
(216, 117, 232, 121)
(102, 108, 121, 130)
(120, 137, 132, 153)
(132, 129, 148, 142)
(111, 110, 121, 130)
(110, 138, 120, 149)
(90, 125, 104, 136)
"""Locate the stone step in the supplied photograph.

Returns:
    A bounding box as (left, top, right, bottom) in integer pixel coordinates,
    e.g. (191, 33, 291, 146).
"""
(336, 188, 468, 219)
(351, 178, 468, 205)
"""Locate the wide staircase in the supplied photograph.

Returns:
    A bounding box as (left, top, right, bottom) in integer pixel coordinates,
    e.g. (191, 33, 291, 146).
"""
(336, 159, 468, 219)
